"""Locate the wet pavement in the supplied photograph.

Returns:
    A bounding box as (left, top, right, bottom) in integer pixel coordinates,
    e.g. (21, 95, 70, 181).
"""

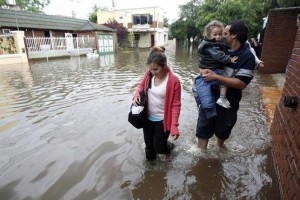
(257, 73, 285, 127)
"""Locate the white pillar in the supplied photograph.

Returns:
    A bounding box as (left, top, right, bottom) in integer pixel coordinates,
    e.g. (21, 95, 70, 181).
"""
(11, 31, 28, 64)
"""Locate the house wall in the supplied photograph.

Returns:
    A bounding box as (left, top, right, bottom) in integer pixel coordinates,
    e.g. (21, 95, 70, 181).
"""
(98, 7, 165, 28)
(259, 8, 300, 73)
(270, 25, 300, 199)
(154, 29, 169, 47)
(33, 31, 46, 37)
(51, 31, 67, 37)
(97, 10, 131, 26)
(138, 33, 151, 48)
(0, 31, 28, 66)
(97, 7, 168, 48)
(77, 31, 98, 38)
(1, 26, 98, 38)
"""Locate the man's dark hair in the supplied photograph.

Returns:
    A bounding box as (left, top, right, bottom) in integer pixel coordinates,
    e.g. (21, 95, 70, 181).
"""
(228, 20, 248, 43)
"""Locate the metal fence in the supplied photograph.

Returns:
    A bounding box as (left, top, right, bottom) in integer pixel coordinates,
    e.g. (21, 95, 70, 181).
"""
(25, 36, 96, 52)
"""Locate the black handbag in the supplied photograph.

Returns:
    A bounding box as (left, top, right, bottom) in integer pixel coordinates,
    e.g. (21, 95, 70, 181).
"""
(128, 73, 152, 129)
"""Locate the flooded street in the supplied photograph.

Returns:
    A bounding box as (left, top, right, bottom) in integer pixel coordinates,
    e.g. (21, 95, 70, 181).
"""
(0, 48, 280, 199)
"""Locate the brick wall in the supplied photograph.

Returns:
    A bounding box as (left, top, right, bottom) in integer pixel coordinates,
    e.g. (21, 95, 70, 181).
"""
(259, 8, 300, 74)
(270, 23, 300, 199)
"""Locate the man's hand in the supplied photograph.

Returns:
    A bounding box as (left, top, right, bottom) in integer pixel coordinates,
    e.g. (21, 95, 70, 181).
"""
(201, 69, 218, 81)
(258, 61, 264, 68)
(199, 68, 210, 75)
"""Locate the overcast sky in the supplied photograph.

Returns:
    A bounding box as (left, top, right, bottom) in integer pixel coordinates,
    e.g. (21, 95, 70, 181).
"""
(43, 0, 190, 22)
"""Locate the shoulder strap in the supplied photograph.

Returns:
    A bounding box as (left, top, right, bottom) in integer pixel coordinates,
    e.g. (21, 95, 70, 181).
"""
(147, 73, 152, 90)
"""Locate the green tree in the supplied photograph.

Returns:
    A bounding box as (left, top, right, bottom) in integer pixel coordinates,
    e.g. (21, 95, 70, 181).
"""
(103, 19, 128, 48)
(171, 0, 201, 47)
(169, 20, 186, 41)
(128, 32, 134, 47)
(88, 5, 100, 23)
(163, 17, 169, 27)
(195, 0, 222, 37)
(170, 0, 300, 46)
(88, 4, 108, 23)
(0, 0, 50, 13)
(274, 0, 300, 7)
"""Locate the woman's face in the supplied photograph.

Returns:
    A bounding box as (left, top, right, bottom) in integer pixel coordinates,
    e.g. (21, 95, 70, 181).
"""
(149, 62, 165, 76)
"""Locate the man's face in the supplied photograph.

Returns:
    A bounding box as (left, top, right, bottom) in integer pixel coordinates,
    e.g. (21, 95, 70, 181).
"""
(223, 25, 232, 47)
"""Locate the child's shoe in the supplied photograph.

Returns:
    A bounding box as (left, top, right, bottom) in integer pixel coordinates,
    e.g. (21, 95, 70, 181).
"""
(216, 98, 231, 109)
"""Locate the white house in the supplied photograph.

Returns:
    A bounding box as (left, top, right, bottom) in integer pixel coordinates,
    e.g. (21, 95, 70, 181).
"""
(97, 7, 168, 48)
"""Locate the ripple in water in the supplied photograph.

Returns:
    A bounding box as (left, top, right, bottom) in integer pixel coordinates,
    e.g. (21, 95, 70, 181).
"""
(0, 49, 279, 199)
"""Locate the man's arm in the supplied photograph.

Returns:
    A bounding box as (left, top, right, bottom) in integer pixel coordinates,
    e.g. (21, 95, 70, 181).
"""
(200, 69, 247, 90)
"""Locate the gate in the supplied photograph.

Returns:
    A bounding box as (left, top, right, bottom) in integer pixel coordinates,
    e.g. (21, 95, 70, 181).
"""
(98, 34, 114, 54)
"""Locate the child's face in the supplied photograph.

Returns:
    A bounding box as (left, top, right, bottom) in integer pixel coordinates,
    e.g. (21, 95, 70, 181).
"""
(208, 27, 223, 42)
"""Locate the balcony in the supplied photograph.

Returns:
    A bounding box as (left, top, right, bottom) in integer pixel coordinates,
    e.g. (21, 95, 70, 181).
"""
(132, 24, 151, 31)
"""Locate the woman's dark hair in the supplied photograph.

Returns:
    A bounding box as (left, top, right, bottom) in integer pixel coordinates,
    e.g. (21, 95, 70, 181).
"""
(228, 20, 248, 43)
(147, 46, 166, 67)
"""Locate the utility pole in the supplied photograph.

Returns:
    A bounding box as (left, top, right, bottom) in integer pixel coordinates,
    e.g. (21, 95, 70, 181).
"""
(70, 0, 80, 18)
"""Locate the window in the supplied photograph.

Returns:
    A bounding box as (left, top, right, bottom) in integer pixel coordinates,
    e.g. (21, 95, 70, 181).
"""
(141, 15, 148, 24)
(44, 31, 50, 37)
(2, 29, 11, 34)
(133, 16, 141, 25)
(133, 15, 153, 25)
(134, 34, 140, 40)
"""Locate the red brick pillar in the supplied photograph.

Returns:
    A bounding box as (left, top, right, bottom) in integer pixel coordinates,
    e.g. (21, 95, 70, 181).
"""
(270, 21, 300, 199)
(259, 8, 300, 73)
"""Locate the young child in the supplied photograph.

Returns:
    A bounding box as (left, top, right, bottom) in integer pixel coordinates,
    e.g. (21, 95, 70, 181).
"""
(195, 20, 237, 109)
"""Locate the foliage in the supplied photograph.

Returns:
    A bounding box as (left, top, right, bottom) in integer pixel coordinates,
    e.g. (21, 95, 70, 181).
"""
(276, 0, 300, 7)
(169, 0, 202, 47)
(128, 32, 134, 47)
(163, 17, 169, 27)
(88, 4, 108, 23)
(0, 0, 50, 13)
(0, 36, 17, 54)
(170, 0, 300, 45)
(103, 19, 128, 48)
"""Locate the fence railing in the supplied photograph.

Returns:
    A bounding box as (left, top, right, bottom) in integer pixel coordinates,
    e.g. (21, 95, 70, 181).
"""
(25, 36, 96, 52)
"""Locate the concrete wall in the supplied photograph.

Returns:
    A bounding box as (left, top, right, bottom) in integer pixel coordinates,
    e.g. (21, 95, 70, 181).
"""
(0, 31, 28, 66)
(259, 8, 300, 73)
(138, 33, 151, 48)
(97, 7, 168, 48)
(97, 7, 165, 28)
(270, 24, 300, 199)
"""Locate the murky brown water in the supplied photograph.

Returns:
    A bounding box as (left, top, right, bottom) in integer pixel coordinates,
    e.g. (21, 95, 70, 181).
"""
(0, 48, 281, 199)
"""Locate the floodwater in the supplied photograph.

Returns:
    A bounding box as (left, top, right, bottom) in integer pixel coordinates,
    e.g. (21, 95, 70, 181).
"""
(0, 48, 281, 200)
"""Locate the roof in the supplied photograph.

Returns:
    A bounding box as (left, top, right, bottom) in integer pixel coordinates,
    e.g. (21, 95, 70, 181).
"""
(0, 8, 116, 32)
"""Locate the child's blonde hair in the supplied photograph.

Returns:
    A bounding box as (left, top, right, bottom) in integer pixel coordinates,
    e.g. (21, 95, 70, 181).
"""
(204, 20, 224, 37)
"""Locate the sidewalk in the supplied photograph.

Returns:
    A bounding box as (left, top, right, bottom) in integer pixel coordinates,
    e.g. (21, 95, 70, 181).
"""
(259, 73, 286, 127)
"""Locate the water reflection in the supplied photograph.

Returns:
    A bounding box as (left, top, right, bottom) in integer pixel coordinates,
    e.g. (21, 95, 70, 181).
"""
(0, 48, 280, 199)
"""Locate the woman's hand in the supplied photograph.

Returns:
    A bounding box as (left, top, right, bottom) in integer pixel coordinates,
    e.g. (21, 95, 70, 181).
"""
(132, 96, 141, 106)
(171, 134, 179, 140)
